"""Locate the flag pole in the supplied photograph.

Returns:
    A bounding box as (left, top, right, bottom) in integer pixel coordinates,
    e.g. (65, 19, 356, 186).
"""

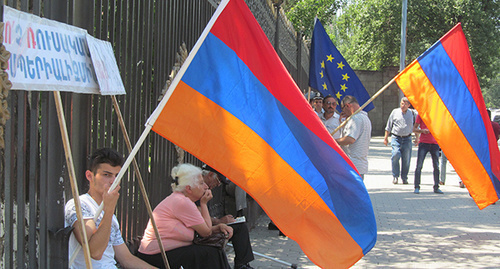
(111, 95, 170, 269)
(53, 91, 93, 269)
(331, 76, 397, 136)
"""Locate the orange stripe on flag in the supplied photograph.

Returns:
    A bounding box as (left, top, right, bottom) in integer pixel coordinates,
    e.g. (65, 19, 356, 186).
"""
(396, 61, 497, 208)
(152, 81, 363, 267)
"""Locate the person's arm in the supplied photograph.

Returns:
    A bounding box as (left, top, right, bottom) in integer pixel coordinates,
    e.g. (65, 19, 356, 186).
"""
(72, 185, 120, 260)
(113, 243, 158, 269)
(336, 136, 355, 146)
(192, 191, 214, 237)
(212, 223, 233, 239)
(383, 130, 390, 146)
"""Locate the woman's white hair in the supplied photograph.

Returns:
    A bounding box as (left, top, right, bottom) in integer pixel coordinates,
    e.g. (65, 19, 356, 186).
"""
(170, 163, 202, 192)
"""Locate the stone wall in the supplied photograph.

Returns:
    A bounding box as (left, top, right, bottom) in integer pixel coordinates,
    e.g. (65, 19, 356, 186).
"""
(355, 67, 401, 136)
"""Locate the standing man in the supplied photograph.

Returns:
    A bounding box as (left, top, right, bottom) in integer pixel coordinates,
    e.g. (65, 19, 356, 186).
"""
(65, 148, 156, 269)
(336, 95, 372, 180)
(309, 91, 324, 117)
(321, 95, 341, 139)
(384, 97, 416, 184)
(413, 115, 443, 194)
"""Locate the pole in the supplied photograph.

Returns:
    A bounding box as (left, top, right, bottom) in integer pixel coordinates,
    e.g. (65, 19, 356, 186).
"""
(331, 76, 397, 136)
(399, 0, 408, 101)
(111, 96, 170, 269)
(53, 91, 93, 269)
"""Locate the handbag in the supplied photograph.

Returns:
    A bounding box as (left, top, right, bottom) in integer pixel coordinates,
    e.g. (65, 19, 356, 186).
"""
(193, 231, 228, 249)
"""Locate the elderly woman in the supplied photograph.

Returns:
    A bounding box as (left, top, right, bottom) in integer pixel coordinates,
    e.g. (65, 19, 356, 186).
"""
(137, 163, 232, 269)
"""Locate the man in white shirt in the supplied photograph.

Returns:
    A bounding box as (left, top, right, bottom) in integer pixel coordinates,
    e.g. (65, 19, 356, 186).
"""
(336, 95, 372, 180)
(321, 95, 341, 139)
(65, 148, 156, 268)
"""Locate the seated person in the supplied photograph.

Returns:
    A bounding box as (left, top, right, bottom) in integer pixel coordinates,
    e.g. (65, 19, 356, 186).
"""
(64, 148, 156, 269)
(202, 167, 255, 269)
(137, 163, 232, 269)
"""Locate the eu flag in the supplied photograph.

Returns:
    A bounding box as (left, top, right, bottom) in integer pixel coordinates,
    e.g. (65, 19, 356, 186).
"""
(309, 18, 374, 112)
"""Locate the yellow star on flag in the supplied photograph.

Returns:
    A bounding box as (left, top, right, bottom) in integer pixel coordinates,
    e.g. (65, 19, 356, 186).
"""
(321, 61, 325, 69)
(342, 73, 350, 81)
(320, 71, 324, 78)
(322, 82, 328, 90)
(336, 91, 342, 99)
(337, 61, 345, 70)
(326, 55, 334, 62)
(340, 84, 347, 92)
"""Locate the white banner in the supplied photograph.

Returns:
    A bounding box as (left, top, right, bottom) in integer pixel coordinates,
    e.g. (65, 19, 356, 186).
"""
(86, 35, 126, 95)
(3, 6, 100, 94)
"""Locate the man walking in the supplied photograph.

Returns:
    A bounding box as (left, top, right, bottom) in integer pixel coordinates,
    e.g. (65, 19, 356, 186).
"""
(413, 114, 443, 194)
(384, 97, 415, 184)
(336, 95, 372, 180)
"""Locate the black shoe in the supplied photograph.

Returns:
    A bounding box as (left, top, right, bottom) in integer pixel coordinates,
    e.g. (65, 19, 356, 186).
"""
(402, 180, 408, 184)
(235, 263, 254, 269)
(268, 222, 279, 230)
(434, 189, 444, 194)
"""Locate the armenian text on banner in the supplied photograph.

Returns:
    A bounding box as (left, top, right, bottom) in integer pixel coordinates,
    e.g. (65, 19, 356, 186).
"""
(86, 34, 126, 95)
(395, 23, 500, 209)
(148, 0, 377, 267)
(309, 18, 374, 112)
(2, 6, 99, 94)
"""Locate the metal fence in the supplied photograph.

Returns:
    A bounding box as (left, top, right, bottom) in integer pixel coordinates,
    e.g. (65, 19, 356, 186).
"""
(0, 0, 310, 268)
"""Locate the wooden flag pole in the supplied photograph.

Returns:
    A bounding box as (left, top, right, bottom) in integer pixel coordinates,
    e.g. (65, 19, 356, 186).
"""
(331, 76, 397, 136)
(53, 91, 93, 269)
(111, 96, 170, 269)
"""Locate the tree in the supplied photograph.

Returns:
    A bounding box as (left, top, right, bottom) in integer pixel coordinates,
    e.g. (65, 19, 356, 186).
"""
(284, 0, 500, 107)
(285, 0, 340, 39)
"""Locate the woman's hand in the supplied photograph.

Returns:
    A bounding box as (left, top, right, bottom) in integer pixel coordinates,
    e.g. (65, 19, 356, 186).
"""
(200, 189, 213, 205)
(218, 224, 233, 239)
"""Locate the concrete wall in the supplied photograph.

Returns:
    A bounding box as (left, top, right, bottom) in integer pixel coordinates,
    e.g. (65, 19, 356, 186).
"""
(355, 67, 401, 136)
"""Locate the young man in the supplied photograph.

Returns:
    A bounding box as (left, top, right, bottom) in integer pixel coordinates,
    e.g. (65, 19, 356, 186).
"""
(64, 148, 156, 268)
(413, 115, 443, 194)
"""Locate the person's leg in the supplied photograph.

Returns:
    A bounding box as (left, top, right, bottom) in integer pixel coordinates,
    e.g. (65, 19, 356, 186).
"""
(414, 143, 428, 191)
(391, 136, 402, 182)
(430, 144, 441, 191)
(400, 137, 413, 183)
(230, 223, 255, 267)
(440, 153, 447, 184)
(137, 252, 167, 269)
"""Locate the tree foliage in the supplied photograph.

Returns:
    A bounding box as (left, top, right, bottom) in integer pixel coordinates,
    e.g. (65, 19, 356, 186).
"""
(284, 0, 340, 39)
(284, 0, 500, 107)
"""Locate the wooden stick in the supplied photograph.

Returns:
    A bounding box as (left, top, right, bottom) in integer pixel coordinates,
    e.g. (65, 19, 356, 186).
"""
(111, 96, 170, 269)
(331, 76, 397, 136)
(53, 91, 93, 269)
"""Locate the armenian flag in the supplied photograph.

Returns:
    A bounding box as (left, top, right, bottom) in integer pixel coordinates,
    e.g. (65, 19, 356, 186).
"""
(396, 23, 500, 209)
(147, 0, 376, 267)
(309, 18, 374, 112)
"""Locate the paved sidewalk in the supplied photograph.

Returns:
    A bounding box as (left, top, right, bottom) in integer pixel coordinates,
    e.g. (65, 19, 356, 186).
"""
(229, 136, 500, 268)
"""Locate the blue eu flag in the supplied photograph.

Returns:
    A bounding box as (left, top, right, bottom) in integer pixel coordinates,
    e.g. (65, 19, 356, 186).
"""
(309, 19, 374, 112)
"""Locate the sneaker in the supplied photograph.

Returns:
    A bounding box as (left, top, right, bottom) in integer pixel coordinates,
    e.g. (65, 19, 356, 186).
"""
(414, 188, 420, 194)
(392, 177, 398, 184)
(402, 180, 408, 184)
(434, 189, 444, 194)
